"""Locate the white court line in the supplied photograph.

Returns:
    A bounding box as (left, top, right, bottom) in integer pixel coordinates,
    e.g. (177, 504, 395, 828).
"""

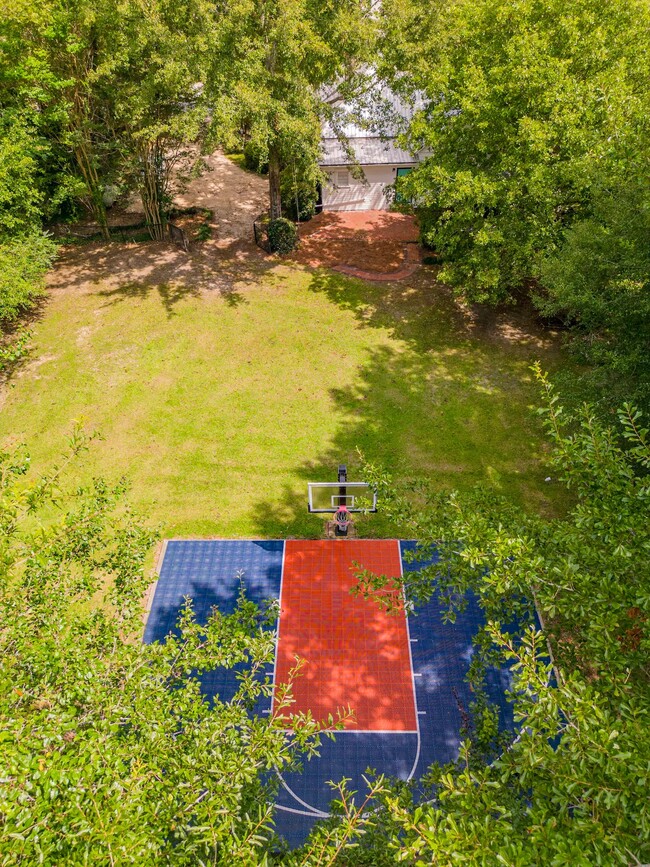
(271, 541, 332, 820)
(272, 538, 421, 818)
(400, 540, 422, 783)
(270, 540, 287, 717)
(276, 772, 330, 818)
(275, 727, 418, 735)
(275, 803, 329, 817)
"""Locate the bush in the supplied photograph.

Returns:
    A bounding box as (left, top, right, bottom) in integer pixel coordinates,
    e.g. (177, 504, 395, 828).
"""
(280, 175, 318, 222)
(0, 232, 57, 325)
(267, 217, 298, 255)
(415, 205, 442, 251)
(243, 143, 268, 175)
(196, 222, 211, 241)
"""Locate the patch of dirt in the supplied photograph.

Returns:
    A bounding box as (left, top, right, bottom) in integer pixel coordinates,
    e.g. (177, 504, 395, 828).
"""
(45, 152, 562, 361)
(128, 151, 269, 248)
(47, 152, 274, 308)
(292, 210, 420, 274)
(455, 290, 563, 352)
(169, 211, 211, 242)
(46, 239, 269, 313)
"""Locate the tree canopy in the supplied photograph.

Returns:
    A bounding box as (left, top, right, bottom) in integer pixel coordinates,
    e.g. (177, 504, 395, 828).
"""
(0, 431, 352, 864)
(2, 381, 648, 863)
(207, 0, 375, 220)
(380, 0, 650, 402)
(342, 370, 650, 864)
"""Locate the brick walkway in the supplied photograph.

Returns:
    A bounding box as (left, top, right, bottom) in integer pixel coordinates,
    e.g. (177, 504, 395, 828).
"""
(293, 210, 422, 280)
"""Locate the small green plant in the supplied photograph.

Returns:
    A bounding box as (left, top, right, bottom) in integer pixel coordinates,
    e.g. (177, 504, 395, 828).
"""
(0, 330, 31, 373)
(267, 217, 298, 254)
(196, 221, 211, 242)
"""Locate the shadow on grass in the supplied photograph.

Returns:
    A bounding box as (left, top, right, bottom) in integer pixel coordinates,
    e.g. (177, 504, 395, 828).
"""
(250, 268, 566, 537)
(98, 281, 203, 318)
(50, 237, 273, 318)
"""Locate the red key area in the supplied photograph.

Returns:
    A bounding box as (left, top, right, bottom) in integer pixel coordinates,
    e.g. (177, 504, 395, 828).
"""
(273, 540, 417, 731)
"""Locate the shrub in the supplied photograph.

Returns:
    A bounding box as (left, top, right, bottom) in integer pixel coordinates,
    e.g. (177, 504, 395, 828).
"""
(196, 221, 211, 241)
(0, 232, 57, 325)
(267, 217, 298, 255)
(415, 205, 442, 251)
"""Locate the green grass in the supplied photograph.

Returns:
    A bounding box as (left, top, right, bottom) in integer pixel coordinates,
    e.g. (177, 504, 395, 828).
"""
(224, 152, 267, 176)
(0, 260, 570, 538)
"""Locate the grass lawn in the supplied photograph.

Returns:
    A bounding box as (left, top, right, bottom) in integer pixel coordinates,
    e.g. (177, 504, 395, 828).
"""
(0, 248, 569, 538)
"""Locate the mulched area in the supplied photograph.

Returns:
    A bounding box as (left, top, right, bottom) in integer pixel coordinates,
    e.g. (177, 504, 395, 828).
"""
(292, 210, 421, 278)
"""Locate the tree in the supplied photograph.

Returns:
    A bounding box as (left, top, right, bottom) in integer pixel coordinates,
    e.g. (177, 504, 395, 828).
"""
(208, 0, 375, 220)
(0, 234, 57, 328)
(0, 0, 125, 239)
(537, 136, 650, 408)
(329, 369, 650, 864)
(1, 0, 214, 241)
(384, 0, 650, 304)
(0, 431, 351, 864)
(109, 0, 214, 239)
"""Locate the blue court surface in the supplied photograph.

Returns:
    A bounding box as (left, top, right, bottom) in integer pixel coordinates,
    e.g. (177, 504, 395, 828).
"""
(144, 540, 516, 848)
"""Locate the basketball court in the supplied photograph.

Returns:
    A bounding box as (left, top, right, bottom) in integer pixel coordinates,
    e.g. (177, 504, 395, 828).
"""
(144, 537, 514, 847)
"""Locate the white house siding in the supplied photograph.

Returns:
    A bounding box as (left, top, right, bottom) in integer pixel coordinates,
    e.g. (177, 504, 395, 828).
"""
(322, 164, 414, 211)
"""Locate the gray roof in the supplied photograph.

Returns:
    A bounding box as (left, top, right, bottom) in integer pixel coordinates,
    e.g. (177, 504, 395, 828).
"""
(320, 137, 419, 167)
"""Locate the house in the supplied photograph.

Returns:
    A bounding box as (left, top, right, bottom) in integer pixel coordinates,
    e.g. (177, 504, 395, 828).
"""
(318, 87, 427, 211)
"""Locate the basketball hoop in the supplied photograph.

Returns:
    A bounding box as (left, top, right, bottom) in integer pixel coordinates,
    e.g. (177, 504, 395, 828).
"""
(334, 505, 352, 536)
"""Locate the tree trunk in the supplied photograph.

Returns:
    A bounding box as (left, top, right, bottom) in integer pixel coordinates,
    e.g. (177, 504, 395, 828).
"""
(74, 141, 110, 240)
(69, 51, 111, 240)
(140, 141, 167, 241)
(268, 145, 282, 220)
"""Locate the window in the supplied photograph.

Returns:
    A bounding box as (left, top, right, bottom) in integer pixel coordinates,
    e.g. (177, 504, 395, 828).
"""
(395, 166, 413, 204)
(336, 170, 350, 188)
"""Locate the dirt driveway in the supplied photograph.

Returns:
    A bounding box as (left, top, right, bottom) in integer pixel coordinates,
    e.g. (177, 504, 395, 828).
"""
(292, 210, 421, 277)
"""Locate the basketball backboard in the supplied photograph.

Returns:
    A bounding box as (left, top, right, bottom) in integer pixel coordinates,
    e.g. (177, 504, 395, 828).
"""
(307, 481, 377, 513)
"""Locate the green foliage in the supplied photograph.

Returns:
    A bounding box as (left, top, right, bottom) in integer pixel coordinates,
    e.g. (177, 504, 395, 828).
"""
(347, 370, 650, 863)
(242, 143, 269, 174)
(209, 0, 375, 218)
(0, 117, 45, 236)
(196, 221, 212, 241)
(0, 233, 57, 327)
(280, 162, 319, 222)
(1, 0, 214, 238)
(0, 432, 354, 864)
(388, 0, 650, 304)
(268, 217, 298, 254)
(0, 329, 31, 374)
(538, 165, 650, 406)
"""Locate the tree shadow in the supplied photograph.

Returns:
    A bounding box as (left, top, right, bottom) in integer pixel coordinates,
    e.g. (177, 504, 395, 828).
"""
(97, 281, 204, 318)
(0, 298, 50, 386)
(249, 267, 566, 537)
(48, 237, 273, 317)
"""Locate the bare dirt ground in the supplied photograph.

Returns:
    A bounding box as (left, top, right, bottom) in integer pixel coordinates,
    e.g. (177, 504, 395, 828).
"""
(293, 210, 420, 274)
(174, 152, 268, 245)
(132, 151, 270, 247)
(48, 152, 272, 301)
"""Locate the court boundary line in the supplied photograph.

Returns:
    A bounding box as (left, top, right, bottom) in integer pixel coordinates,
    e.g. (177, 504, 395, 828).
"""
(270, 541, 287, 717)
(274, 727, 419, 735)
(400, 541, 422, 782)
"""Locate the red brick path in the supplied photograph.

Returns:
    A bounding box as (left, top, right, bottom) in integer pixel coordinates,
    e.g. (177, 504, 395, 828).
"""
(293, 210, 422, 280)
